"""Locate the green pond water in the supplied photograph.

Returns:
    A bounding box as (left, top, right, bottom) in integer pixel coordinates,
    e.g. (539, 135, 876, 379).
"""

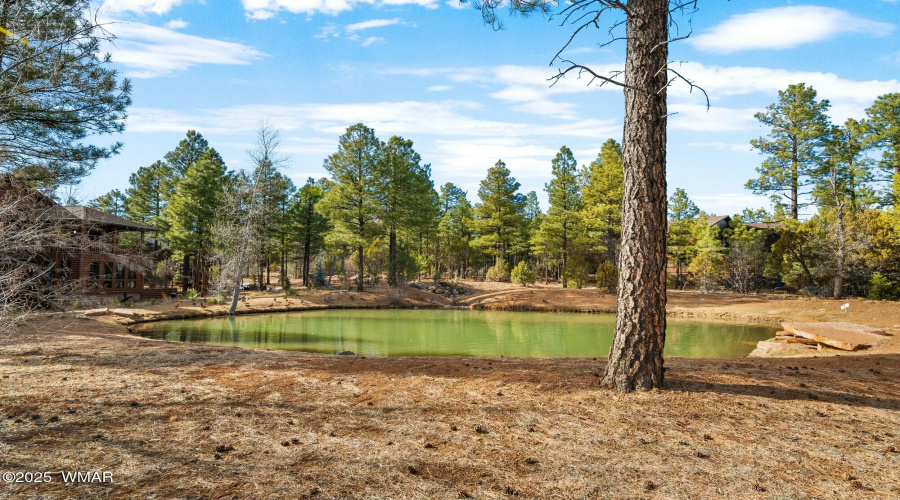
(134, 309, 777, 358)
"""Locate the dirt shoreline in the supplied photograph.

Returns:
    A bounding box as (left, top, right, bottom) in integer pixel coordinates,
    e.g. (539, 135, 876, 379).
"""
(87, 283, 900, 357)
(2, 284, 900, 499)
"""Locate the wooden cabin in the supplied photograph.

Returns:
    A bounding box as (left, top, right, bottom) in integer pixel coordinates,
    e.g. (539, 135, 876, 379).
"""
(1, 177, 175, 301)
(51, 206, 176, 300)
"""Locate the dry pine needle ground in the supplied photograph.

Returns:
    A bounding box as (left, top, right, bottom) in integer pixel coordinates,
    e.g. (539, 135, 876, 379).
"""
(1, 287, 900, 499)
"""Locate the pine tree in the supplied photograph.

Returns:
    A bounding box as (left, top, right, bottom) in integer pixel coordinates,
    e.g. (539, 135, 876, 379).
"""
(320, 123, 382, 292)
(165, 149, 227, 295)
(581, 139, 623, 264)
(812, 119, 874, 298)
(472, 160, 526, 268)
(437, 183, 474, 279)
(123, 161, 175, 238)
(688, 219, 725, 293)
(667, 188, 700, 288)
(865, 93, 900, 203)
(473, 0, 697, 390)
(290, 178, 329, 288)
(88, 189, 127, 216)
(272, 176, 296, 289)
(746, 83, 831, 220)
(165, 130, 211, 176)
(0, 0, 131, 188)
(376, 136, 438, 285)
(540, 146, 582, 287)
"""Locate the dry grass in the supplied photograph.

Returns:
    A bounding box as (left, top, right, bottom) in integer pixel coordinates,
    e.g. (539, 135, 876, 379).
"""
(2, 311, 900, 499)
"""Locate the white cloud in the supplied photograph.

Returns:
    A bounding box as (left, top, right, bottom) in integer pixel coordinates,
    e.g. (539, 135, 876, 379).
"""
(687, 142, 754, 154)
(511, 101, 579, 120)
(490, 86, 545, 102)
(360, 36, 383, 47)
(314, 23, 340, 39)
(127, 101, 617, 140)
(104, 19, 266, 78)
(690, 6, 894, 53)
(668, 104, 759, 132)
(667, 62, 900, 124)
(445, 0, 466, 9)
(345, 18, 400, 32)
(242, 0, 438, 17)
(166, 18, 188, 29)
(430, 138, 559, 180)
(427, 85, 451, 91)
(385, 64, 622, 119)
(386, 61, 900, 130)
(246, 8, 277, 20)
(101, 0, 183, 14)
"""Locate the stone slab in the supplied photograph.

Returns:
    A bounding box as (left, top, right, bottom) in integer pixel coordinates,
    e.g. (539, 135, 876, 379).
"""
(782, 322, 887, 351)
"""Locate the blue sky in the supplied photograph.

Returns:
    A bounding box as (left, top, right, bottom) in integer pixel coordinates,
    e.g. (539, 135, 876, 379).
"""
(82, 0, 900, 216)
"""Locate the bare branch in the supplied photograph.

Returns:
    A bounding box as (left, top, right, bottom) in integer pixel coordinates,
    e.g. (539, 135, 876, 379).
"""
(549, 61, 628, 90)
(658, 63, 710, 109)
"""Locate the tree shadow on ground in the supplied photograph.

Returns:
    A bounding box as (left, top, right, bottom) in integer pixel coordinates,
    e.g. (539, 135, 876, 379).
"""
(667, 376, 900, 411)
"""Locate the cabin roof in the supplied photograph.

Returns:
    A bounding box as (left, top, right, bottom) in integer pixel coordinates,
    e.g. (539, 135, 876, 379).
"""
(707, 215, 730, 226)
(62, 206, 158, 232)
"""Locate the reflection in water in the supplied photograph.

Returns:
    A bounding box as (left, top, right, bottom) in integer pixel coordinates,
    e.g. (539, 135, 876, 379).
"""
(135, 309, 777, 359)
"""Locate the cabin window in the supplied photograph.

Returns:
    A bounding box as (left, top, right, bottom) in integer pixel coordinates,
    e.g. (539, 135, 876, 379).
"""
(116, 264, 125, 280)
(127, 281, 136, 289)
(89, 261, 100, 279)
(103, 262, 113, 279)
(128, 268, 137, 280)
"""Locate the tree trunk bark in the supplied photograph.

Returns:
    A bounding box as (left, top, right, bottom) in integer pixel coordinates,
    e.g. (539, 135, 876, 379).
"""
(562, 231, 568, 289)
(790, 141, 799, 220)
(357, 245, 364, 292)
(388, 230, 397, 286)
(600, 0, 669, 392)
(281, 232, 287, 289)
(181, 253, 191, 293)
(303, 235, 311, 288)
(833, 204, 846, 299)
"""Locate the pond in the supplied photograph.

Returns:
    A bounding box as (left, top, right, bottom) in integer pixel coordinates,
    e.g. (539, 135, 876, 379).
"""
(134, 309, 777, 358)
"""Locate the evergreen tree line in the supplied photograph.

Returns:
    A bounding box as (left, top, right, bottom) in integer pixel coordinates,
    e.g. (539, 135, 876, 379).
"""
(668, 85, 900, 300)
(87, 85, 900, 300)
(87, 125, 628, 294)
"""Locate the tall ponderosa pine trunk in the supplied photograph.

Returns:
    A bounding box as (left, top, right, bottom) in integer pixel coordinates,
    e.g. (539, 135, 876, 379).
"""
(561, 229, 568, 289)
(182, 254, 191, 293)
(600, 0, 669, 391)
(791, 141, 800, 220)
(356, 245, 364, 292)
(388, 230, 397, 286)
(302, 235, 312, 288)
(833, 199, 847, 299)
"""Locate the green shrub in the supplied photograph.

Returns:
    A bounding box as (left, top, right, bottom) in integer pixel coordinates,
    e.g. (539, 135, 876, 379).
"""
(596, 261, 618, 289)
(284, 288, 297, 297)
(186, 289, 200, 300)
(206, 296, 221, 306)
(312, 263, 328, 288)
(564, 258, 591, 289)
(148, 298, 158, 306)
(485, 262, 510, 282)
(868, 273, 900, 300)
(510, 261, 536, 286)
